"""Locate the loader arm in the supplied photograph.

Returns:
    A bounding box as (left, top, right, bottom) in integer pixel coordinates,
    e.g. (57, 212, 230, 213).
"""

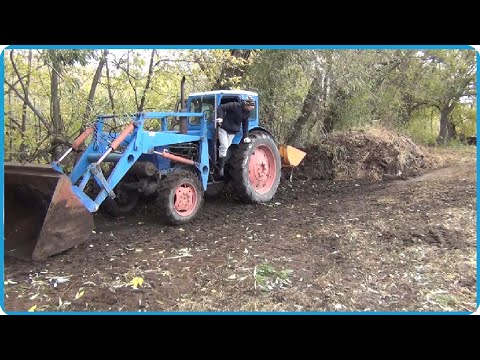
(68, 112, 207, 212)
(4, 111, 207, 261)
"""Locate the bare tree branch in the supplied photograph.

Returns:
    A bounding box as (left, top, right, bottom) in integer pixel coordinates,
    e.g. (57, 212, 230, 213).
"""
(4, 79, 51, 132)
(4, 112, 22, 129)
(9, 50, 28, 97)
(9, 64, 44, 89)
(191, 52, 209, 75)
(138, 50, 156, 112)
(154, 58, 220, 68)
(29, 133, 55, 160)
(20, 50, 33, 156)
(105, 56, 116, 114)
(124, 51, 139, 109)
(83, 50, 108, 128)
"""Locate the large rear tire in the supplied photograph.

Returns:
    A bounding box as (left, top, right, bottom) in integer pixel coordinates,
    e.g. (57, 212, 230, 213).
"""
(227, 130, 281, 203)
(156, 170, 204, 224)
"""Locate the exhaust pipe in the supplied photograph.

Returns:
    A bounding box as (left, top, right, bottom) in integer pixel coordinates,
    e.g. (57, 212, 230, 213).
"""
(179, 76, 188, 134)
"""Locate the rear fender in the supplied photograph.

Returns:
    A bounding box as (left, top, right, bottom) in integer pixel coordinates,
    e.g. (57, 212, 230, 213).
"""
(232, 126, 275, 145)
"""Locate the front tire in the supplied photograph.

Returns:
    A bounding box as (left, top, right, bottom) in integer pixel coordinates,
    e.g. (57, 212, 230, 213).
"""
(156, 170, 204, 224)
(102, 191, 139, 217)
(100, 178, 139, 217)
(228, 130, 281, 203)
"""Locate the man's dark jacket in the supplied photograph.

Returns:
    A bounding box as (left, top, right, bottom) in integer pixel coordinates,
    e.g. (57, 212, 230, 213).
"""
(217, 102, 250, 137)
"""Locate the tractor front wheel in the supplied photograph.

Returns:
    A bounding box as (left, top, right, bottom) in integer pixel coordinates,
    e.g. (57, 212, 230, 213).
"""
(228, 130, 281, 203)
(156, 170, 204, 224)
(101, 181, 139, 217)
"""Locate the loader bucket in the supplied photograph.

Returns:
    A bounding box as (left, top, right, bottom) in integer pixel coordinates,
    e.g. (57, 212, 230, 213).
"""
(279, 145, 307, 167)
(4, 163, 94, 261)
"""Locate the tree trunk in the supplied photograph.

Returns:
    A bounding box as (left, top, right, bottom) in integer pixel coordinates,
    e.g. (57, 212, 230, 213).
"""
(323, 109, 335, 133)
(50, 56, 64, 160)
(437, 104, 455, 144)
(82, 50, 107, 131)
(125, 51, 139, 109)
(285, 74, 323, 145)
(294, 54, 337, 141)
(36, 99, 40, 143)
(8, 90, 13, 161)
(19, 50, 32, 161)
(138, 49, 156, 112)
(320, 53, 335, 134)
(105, 58, 115, 114)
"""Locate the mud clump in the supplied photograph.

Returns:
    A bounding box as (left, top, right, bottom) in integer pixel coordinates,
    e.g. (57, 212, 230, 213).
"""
(294, 128, 440, 181)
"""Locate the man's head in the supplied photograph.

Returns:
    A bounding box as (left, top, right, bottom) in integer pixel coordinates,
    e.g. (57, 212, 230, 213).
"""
(243, 96, 256, 111)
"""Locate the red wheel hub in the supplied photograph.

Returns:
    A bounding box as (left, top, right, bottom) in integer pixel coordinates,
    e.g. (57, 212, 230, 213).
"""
(248, 145, 277, 194)
(174, 183, 197, 216)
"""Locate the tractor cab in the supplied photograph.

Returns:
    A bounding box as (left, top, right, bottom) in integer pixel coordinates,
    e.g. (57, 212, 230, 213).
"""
(186, 90, 260, 164)
(186, 90, 259, 136)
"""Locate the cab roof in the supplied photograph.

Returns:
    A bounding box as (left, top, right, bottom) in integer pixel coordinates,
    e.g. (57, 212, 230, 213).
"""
(188, 90, 258, 97)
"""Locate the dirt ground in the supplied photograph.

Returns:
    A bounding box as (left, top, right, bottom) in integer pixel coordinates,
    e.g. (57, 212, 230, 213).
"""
(2, 132, 477, 313)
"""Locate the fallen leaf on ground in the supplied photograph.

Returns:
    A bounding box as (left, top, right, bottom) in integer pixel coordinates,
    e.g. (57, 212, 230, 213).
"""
(129, 277, 144, 289)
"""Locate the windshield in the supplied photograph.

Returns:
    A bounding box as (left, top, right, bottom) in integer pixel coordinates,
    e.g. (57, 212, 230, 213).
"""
(188, 96, 215, 125)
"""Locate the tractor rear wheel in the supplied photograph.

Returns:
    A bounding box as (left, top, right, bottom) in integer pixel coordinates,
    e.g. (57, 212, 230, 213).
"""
(157, 170, 204, 224)
(228, 130, 281, 203)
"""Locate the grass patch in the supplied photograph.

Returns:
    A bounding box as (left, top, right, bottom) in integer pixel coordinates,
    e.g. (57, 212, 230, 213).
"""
(254, 263, 294, 292)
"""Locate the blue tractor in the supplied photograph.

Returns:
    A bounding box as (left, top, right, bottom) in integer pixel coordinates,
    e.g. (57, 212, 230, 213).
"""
(4, 79, 301, 261)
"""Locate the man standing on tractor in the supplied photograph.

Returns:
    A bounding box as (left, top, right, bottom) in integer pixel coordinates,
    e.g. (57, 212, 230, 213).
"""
(215, 96, 256, 177)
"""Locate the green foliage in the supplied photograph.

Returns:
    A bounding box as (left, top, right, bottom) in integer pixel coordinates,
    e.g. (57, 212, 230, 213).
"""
(254, 263, 293, 292)
(3, 48, 477, 162)
(404, 107, 440, 146)
(451, 103, 476, 138)
(44, 50, 94, 67)
(334, 89, 374, 130)
(245, 50, 310, 142)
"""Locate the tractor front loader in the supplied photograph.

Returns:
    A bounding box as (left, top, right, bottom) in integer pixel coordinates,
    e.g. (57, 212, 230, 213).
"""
(5, 110, 209, 261)
(4, 86, 306, 262)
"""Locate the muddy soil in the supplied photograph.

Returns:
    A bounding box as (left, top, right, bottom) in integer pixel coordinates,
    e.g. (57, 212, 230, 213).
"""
(3, 146, 476, 313)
